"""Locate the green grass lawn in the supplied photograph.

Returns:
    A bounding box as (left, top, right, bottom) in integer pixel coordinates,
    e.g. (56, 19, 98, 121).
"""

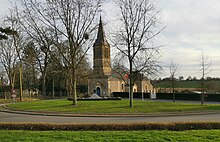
(0, 99, 10, 104)
(6, 99, 220, 114)
(0, 130, 220, 142)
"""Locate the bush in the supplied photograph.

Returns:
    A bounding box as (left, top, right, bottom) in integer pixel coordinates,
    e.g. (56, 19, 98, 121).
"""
(0, 122, 220, 131)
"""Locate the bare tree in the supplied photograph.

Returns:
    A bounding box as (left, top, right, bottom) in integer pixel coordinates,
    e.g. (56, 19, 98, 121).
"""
(0, 34, 18, 95)
(22, 42, 38, 97)
(13, 1, 56, 97)
(0, 15, 25, 101)
(4, 13, 26, 101)
(0, 26, 19, 99)
(169, 60, 179, 103)
(14, 0, 103, 105)
(46, 0, 103, 106)
(113, 0, 163, 107)
(200, 51, 212, 105)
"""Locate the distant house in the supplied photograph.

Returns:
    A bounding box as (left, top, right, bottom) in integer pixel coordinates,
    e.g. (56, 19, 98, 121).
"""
(88, 17, 153, 97)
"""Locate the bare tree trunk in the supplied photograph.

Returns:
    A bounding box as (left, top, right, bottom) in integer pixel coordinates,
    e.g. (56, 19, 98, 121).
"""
(129, 58, 133, 108)
(172, 83, 175, 103)
(19, 63, 23, 101)
(129, 79, 134, 108)
(65, 74, 70, 97)
(201, 55, 205, 105)
(200, 52, 211, 105)
(4, 92, 7, 100)
(42, 72, 47, 97)
(71, 62, 77, 106)
(10, 71, 16, 96)
(170, 60, 178, 103)
(201, 78, 205, 105)
(52, 74, 55, 99)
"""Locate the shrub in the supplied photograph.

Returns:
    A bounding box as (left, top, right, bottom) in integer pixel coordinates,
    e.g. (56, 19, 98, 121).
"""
(0, 122, 220, 131)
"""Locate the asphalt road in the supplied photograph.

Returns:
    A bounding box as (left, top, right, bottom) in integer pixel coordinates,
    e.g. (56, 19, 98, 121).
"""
(0, 111, 220, 124)
(1, 100, 220, 124)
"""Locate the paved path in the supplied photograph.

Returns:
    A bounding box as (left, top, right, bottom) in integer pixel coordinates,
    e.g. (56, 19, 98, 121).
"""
(0, 111, 220, 124)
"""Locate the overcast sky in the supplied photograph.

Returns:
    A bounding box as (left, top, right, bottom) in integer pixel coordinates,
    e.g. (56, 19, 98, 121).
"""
(158, 0, 220, 79)
(1, 0, 220, 79)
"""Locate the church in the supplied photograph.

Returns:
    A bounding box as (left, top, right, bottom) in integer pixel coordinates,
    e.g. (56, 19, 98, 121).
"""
(88, 17, 153, 97)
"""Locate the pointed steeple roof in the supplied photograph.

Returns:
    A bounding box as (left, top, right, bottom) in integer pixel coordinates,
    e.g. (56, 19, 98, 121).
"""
(94, 16, 109, 46)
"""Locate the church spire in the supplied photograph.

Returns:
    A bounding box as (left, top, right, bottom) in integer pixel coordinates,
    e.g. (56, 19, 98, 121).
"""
(94, 16, 108, 46)
(93, 16, 111, 77)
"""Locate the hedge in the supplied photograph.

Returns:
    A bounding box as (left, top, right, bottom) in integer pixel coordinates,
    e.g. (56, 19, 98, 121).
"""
(112, 92, 150, 99)
(156, 93, 201, 101)
(112, 92, 220, 102)
(156, 93, 220, 102)
(0, 122, 220, 131)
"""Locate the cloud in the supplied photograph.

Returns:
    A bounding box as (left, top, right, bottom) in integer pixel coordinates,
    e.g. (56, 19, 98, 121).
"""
(0, 0, 219, 78)
(160, 0, 220, 36)
(158, 0, 220, 78)
(0, 0, 10, 17)
(102, 0, 220, 78)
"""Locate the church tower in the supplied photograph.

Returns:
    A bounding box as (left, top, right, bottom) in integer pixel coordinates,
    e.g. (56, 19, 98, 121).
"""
(93, 17, 111, 77)
(88, 16, 154, 97)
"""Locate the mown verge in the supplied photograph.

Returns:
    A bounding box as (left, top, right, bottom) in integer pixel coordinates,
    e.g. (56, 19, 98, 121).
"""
(1, 130, 220, 142)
